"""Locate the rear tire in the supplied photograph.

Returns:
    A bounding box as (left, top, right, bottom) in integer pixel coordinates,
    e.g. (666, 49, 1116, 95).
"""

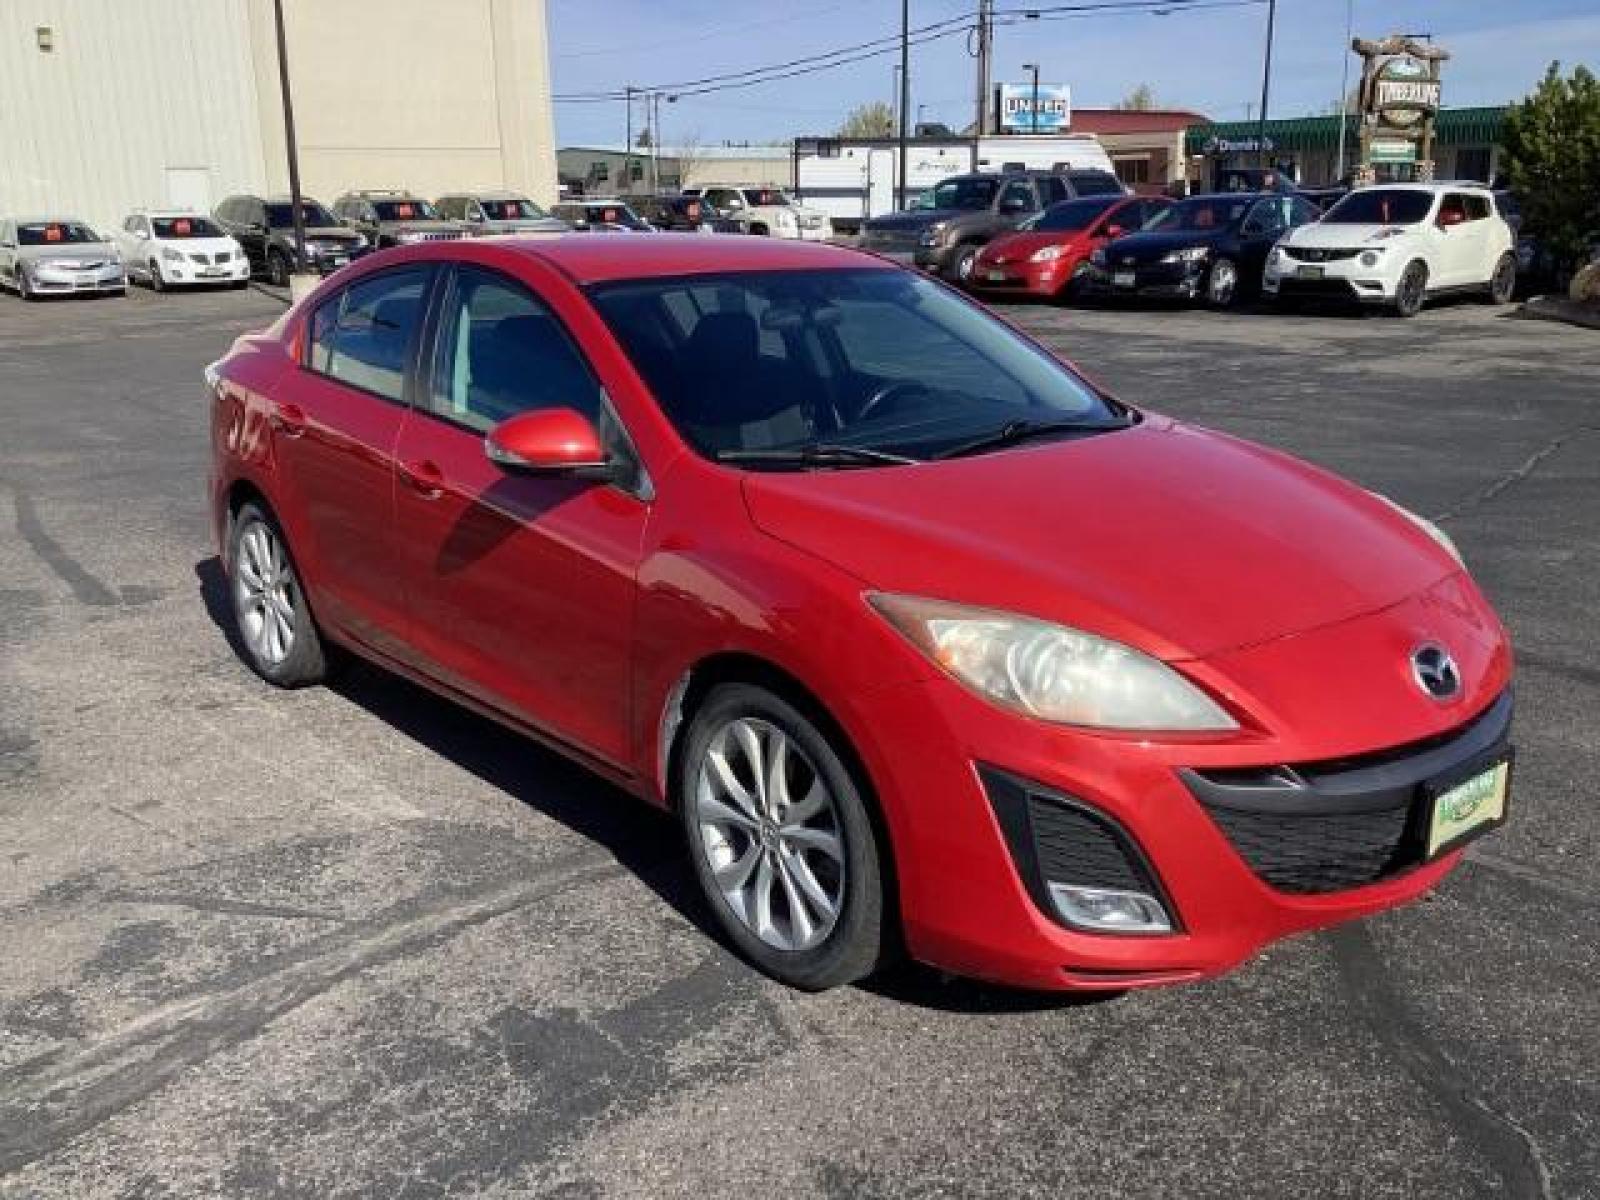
(1393, 260, 1428, 317)
(678, 683, 887, 991)
(1487, 252, 1516, 305)
(1203, 256, 1239, 308)
(226, 502, 329, 688)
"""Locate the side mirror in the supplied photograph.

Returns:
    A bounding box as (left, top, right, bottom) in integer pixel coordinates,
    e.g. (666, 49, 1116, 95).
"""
(486, 408, 612, 479)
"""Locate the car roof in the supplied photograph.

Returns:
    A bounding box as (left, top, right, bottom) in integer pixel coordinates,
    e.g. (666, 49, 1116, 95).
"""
(445, 190, 528, 200)
(1354, 182, 1489, 194)
(12, 215, 94, 224)
(451, 234, 890, 284)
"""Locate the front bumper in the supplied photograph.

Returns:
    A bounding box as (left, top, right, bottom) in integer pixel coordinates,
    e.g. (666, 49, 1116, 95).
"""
(158, 257, 251, 286)
(843, 583, 1512, 991)
(1083, 258, 1205, 300)
(24, 262, 126, 293)
(300, 246, 370, 275)
(970, 257, 1076, 297)
(1265, 257, 1396, 304)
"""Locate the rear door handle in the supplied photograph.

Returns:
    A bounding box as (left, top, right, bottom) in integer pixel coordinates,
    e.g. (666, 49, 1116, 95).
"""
(399, 458, 445, 499)
(270, 402, 306, 438)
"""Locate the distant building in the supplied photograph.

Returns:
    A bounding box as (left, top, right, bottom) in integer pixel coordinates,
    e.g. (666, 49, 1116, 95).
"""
(0, 0, 558, 231)
(557, 145, 793, 197)
(1186, 107, 1507, 187)
(1062, 109, 1212, 193)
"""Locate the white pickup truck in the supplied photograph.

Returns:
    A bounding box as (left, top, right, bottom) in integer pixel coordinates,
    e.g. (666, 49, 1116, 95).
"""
(682, 185, 833, 241)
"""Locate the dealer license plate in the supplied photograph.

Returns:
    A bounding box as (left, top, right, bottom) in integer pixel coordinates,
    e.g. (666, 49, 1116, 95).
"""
(1299, 265, 1325, 279)
(1113, 270, 1136, 288)
(200, 267, 228, 278)
(986, 269, 1009, 283)
(1426, 760, 1510, 858)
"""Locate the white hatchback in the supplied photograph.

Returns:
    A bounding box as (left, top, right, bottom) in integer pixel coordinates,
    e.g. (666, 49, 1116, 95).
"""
(1264, 184, 1517, 317)
(114, 211, 250, 292)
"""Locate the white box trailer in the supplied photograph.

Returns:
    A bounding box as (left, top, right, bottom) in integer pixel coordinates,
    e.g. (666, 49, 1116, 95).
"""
(792, 135, 1118, 234)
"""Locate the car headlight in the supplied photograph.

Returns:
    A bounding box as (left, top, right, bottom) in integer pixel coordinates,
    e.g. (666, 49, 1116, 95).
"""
(868, 594, 1238, 731)
(1160, 246, 1210, 266)
(918, 223, 947, 247)
(161, 246, 185, 262)
(1369, 493, 1465, 567)
(1267, 246, 1285, 267)
(1029, 244, 1066, 264)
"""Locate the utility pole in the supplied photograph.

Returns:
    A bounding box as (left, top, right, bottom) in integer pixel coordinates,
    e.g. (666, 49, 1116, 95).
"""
(623, 86, 634, 194)
(650, 92, 661, 194)
(1023, 62, 1040, 133)
(898, 0, 910, 211)
(1335, 0, 1354, 180)
(1256, 0, 1277, 168)
(270, 0, 306, 278)
(973, 0, 993, 157)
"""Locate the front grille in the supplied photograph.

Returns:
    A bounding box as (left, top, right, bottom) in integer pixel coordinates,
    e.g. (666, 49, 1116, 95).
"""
(1276, 278, 1360, 299)
(1283, 246, 1361, 263)
(979, 766, 1176, 927)
(1185, 692, 1513, 895)
(1203, 804, 1414, 893)
(413, 231, 463, 242)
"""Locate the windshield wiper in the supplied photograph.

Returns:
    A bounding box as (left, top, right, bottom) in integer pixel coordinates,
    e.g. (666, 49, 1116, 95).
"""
(933, 418, 1131, 461)
(715, 444, 919, 469)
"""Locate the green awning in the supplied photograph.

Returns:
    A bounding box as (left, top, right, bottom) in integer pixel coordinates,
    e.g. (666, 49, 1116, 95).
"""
(1186, 106, 1505, 155)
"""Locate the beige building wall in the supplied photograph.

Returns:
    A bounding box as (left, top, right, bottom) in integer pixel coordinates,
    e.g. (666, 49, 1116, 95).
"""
(247, 0, 558, 206)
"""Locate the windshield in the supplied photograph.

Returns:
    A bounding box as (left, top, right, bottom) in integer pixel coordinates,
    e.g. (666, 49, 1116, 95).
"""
(1144, 197, 1250, 232)
(742, 189, 791, 207)
(1068, 172, 1125, 197)
(373, 200, 439, 221)
(589, 268, 1122, 463)
(18, 222, 101, 246)
(1024, 197, 1122, 233)
(590, 204, 649, 229)
(1322, 188, 1434, 225)
(152, 216, 223, 239)
(929, 177, 999, 211)
(266, 202, 339, 229)
(482, 198, 546, 220)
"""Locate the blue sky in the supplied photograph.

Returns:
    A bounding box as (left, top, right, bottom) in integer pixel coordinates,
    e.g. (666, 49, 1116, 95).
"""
(549, 0, 1600, 147)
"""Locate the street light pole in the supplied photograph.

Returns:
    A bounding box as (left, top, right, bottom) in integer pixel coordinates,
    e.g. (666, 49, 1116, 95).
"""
(973, 0, 992, 156)
(623, 86, 634, 194)
(898, 0, 910, 211)
(1335, 0, 1354, 181)
(1256, 0, 1277, 168)
(270, 0, 306, 276)
(650, 91, 661, 194)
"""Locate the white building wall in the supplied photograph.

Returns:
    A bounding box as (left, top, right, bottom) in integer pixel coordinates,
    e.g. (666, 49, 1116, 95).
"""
(0, 0, 269, 232)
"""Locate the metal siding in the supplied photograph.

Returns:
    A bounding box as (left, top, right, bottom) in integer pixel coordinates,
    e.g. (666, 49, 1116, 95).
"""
(0, 0, 268, 232)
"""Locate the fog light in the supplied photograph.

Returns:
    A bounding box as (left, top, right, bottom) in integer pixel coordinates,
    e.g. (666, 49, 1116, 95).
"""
(1048, 883, 1172, 934)
(1360, 251, 1380, 267)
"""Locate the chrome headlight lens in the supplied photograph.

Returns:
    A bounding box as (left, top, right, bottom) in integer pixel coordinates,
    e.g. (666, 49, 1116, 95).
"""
(1160, 246, 1210, 266)
(1369, 493, 1464, 567)
(868, 594, 1238, 731)
(1029, 244, 1067, 263)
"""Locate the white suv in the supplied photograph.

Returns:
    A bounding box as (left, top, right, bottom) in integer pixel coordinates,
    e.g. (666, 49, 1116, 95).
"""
(114, 211, 250, 291)
(1264, 183, 1516, 317)
(687, 185, 833, 241)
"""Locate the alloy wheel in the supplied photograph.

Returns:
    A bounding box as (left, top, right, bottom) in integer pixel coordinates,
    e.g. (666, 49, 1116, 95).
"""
(233, 518, 299, 667)
(692, 717, 846, 953)
(1207, 258, 1237, 307)
(1396, 262, 1427, 317)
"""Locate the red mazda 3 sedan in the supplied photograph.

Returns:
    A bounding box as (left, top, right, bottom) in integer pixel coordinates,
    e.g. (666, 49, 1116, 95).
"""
(971, 194, 1171, 301)
(207, 236, 1512, 992)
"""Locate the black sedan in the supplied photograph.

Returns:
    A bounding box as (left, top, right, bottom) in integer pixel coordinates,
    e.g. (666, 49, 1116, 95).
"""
(1084, 192, 1320, 307)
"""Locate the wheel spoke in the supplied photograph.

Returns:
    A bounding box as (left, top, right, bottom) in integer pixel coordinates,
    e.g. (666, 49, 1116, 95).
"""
(785, 779, 829, 825)
(751, 854, 778, 946)
(782, 824, 842, 861)
(766, 733, 791, 815)
(732, 721, 768, 814)
(697, 785, 758, 831)
(713, 841, 761, 894)
(780, 845, 836, 925)
(706, 746, 760, 822)
(775, 856, 816, 948)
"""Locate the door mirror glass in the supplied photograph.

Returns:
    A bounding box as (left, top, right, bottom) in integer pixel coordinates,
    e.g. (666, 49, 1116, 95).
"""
(486, 409, 611, 477)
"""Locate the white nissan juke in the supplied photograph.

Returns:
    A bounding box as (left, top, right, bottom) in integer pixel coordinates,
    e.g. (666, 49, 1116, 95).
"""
(1264, 183, 1517, 317)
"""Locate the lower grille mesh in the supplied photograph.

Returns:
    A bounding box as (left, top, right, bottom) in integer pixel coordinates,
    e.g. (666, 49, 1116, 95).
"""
(1202, 804, 1414, 894)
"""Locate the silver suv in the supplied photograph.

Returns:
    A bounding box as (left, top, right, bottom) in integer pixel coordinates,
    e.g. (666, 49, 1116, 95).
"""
(435, 191, 569, 236)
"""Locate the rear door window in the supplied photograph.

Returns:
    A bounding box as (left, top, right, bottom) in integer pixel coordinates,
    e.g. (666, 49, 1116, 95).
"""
(308, 267, 433, 402)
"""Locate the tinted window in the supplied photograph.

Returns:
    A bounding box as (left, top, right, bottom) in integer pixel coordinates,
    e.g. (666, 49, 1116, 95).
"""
(373, 200, 438, 221)
(1025, 196, 1121, 232)
(1144, 197, 1250, 232)
(999, 181, 1039, 214)
(266, 202, 338, 229)
(312, 268, 431, 402)
(1244, 197, 1290, 235)
(152, 216, 223, 238)
(1068, 172, 1124, 197)
(483, 198, 546, 220)
(1463, 194, 1491, 221)
(1289, 198, 1319, 227)
(590, 268, 1117, 461)
(17, 222, 100, 246)
(429, 267, 602, 432)
(1042, 177, 1069, 205)
(1322, 188, 1434, 225)
(929, 177, 998, 210)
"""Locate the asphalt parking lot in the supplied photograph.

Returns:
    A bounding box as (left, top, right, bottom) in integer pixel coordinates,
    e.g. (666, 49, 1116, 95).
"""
(2, 282, 1597, 1199)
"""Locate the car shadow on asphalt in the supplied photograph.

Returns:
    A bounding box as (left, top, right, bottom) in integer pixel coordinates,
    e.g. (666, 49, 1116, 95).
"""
(195, 556, 1127, 1015)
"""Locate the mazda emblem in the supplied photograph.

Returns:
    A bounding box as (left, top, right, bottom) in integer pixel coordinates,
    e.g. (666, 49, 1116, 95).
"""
(1411, 643, 1461, 700)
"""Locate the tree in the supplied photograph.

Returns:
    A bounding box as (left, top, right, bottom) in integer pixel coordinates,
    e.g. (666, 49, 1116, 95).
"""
(1115, 84, 1158, 111)
(838, 101, 895, 138)
(1503, 63, 1600, 268)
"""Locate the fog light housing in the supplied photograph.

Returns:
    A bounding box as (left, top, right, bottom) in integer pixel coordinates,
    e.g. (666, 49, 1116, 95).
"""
(1360, 251, 1380, 267)
(1048, 883, 1173, 934)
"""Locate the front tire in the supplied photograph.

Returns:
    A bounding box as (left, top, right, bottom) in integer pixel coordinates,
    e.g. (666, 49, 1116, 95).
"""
(945, 244, 979, 287)
(148, 260, 166, 293)
(1393, 260, 1428, 317)
(1203, 256, 1239, 308)
(266, 249, 290, 288)
(1487, 252, 1516, 305)
(18, 272, 35, 301)
(679, 684, 886, 991)
(227, 502, 328, 688)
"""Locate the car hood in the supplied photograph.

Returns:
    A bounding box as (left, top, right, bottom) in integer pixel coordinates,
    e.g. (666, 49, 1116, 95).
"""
(484, 218, 570, 233)
(291, 226, 364, 243)
(978, 230, 1090, 264)
(17, 243, 115, 263)
(1105, 228, 1229, 264)
(154, 237, 240, 254)
(863, 208, 969, 233)
(1285, 222, 1417, 248)
(740, 418, 1455, 662)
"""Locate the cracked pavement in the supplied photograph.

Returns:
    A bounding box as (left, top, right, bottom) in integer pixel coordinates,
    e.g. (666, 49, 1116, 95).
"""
(2, 287, 1597, 1198)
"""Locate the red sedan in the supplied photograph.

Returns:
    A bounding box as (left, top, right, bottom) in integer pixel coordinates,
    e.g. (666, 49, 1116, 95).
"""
(972, 194, 1171, 300)
(208, 235, 1512, 992)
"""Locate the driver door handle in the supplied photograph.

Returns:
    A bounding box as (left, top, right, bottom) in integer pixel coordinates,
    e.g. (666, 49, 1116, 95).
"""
(399, 458, 445, 499)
